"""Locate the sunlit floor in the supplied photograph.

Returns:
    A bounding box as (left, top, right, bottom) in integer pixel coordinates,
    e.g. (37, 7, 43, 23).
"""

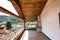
(20, 30, 49, 40)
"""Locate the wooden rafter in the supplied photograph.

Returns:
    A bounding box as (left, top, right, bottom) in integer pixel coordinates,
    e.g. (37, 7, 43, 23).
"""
(0, 6, 21, 18)
(9, 0, 25, 19)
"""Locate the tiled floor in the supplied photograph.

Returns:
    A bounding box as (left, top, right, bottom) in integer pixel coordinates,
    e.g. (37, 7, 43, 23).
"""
(20, 30, 49, 40)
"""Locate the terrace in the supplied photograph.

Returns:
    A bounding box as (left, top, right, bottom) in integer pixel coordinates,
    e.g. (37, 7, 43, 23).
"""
(0, 0, 60, 40)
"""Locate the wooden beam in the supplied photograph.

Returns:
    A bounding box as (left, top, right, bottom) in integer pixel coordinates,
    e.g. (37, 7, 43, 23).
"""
(9, 0, 25, 19)
(0, 6, 21, 18)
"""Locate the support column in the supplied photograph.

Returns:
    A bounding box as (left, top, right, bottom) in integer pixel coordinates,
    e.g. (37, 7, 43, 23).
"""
(37, 15, 42, 32)
(24, 19, 25, 30)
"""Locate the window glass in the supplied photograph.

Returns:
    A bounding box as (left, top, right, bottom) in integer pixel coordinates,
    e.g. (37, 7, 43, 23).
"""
(25, 21, 37, 28)
(0, 12, 24, 40)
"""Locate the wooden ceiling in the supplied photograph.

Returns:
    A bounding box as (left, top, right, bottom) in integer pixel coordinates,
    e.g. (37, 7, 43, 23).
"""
(9, 0, 47, 21)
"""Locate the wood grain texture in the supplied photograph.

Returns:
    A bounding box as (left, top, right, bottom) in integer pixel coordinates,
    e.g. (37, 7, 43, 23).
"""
(9, 0, 47, 21)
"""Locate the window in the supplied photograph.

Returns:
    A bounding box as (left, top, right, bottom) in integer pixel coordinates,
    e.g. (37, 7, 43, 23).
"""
(0, 9, 24, 40)
(25, 21, 37, 29)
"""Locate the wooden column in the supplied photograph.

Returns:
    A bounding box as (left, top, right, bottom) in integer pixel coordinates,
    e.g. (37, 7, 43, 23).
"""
(23, 19, 25, 30)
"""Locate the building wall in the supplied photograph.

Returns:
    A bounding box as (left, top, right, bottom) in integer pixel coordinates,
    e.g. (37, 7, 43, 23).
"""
(40, 0, 60, 40)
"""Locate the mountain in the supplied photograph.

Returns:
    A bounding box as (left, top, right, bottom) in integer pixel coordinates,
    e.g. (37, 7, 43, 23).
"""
(0, 15, 20, 22)
(0, 15, 8, 21)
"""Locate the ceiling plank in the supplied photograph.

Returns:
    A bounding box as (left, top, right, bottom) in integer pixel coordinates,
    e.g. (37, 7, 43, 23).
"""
(19, 0, 47, 21)
(9, 0, 47, 21)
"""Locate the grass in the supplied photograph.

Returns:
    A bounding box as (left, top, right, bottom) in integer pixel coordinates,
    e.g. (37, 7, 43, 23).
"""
(26, 21, 37, 28)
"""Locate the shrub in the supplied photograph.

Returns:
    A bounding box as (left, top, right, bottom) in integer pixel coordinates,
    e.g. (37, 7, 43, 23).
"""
(6, 21, 12, 30)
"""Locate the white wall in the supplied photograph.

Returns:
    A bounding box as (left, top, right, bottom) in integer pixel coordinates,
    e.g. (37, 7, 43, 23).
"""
(41, 0, 60, 40)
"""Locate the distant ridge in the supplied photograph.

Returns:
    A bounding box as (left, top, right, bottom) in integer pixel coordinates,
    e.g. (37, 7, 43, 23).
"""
(0, 15, 20, 22)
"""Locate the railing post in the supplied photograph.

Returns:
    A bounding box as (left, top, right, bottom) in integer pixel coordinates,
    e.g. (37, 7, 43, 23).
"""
(24, 19, 25, 30)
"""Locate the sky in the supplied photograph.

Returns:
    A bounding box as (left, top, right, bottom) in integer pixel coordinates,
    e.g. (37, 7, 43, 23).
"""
(0, 0, 19, 16)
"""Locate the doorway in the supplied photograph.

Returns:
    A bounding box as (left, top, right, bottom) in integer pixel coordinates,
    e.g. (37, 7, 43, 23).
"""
(25, 21, 37, 29)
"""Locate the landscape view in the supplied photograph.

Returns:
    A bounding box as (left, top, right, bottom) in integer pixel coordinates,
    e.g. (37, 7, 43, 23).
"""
(0, 15, 24, 40)
(0, 15, 37, 40)
(0, 15, 23, 26)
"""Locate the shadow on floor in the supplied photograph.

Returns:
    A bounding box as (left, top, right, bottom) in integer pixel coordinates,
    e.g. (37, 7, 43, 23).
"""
(20, 30, 50, 40)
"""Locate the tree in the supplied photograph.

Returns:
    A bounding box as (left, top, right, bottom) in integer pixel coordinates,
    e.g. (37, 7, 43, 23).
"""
(6, 21, 12, 30)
